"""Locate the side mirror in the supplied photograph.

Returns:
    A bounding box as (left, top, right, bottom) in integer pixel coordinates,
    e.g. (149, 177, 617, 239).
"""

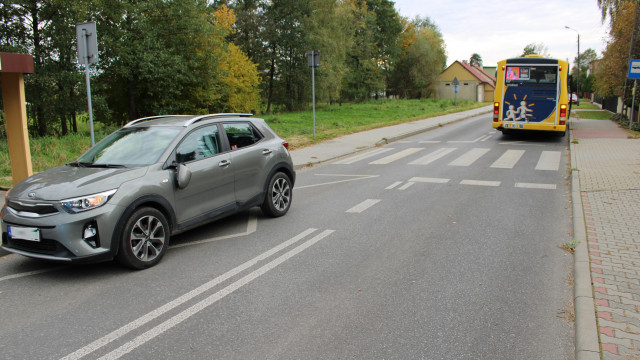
(568, 75, 574, 92)
(176, 163, 192, 189)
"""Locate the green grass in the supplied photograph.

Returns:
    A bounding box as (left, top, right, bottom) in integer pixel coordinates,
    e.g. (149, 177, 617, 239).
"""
(572, 101, 600, 110)
(263, 98, 485, 149)
(0, 98, 487, 187)
(575, 110, 612, 120)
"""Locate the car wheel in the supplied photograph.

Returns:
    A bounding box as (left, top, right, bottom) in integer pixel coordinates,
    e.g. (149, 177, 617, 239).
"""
(261, 172, 292, 217)
(116, 207, 169, 269)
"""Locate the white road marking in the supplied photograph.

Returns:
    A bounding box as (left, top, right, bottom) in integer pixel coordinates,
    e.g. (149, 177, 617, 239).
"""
(369, 148, 423, 164)
(460, 180, 501, 187)
(535, 151, 562, 171)
(408, 177, 450, 184)
(332, 148, 395, 164)
(170, 212, 258, 249)
(398, 182, 415, 190)
(61, 228, 322, 360)
(409, 147, 457, 165)
(346, 199, 381, 213)
(296, 174, 379, 189)
(95, 230, 335, 360)
(386, 181, 403, 189)
(449, 148, 490, 166)
(515, 182, 557, 190)
(491, 150, 525, 169)
(0, 266, 68, 283)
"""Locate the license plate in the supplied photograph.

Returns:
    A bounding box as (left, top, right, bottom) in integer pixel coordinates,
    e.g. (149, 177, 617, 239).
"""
(8, 225, 41, 242)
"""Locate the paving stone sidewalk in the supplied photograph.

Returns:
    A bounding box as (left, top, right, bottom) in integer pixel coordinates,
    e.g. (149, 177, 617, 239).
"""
(572, 118, 640, 359)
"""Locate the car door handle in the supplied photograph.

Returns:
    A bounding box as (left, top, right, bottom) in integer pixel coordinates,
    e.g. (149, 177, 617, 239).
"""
(262, 149, 273, 155)
(218, 160, 231, 167)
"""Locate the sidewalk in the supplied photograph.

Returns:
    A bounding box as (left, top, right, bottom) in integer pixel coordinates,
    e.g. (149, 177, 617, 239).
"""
(571, 113, 640, 359)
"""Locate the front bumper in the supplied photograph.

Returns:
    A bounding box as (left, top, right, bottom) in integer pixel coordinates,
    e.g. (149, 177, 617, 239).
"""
(1, 200, 125, 263)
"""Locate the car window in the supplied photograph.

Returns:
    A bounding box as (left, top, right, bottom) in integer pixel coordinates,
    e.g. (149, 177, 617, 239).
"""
(223, 123, 263, 150)
(78, 127, 181, 166)
(176, 125, 221, 163)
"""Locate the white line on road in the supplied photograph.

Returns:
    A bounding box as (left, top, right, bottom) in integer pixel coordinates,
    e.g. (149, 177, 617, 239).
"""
(515, 182, 557, 190)
(490, 149, 525, 169)
(386, 181, 403, 189)
(61, 228, 321, 360)
(409, 147, 457, 165)
(449, 148, 490, 166)
(296, 174, 379, 189)
(535, 151, 562, 171)
(169, 212, 258, 249)
(0, 265, 68, 283)
(369, 148, 423, 165)
(408, 177, 450, 184)
(398, 182, 415, 190)
(95, 230, 335, 360)
(332, 148, 395, 165)
(346, 199, 381, 213)
(460, 180, 501, 187)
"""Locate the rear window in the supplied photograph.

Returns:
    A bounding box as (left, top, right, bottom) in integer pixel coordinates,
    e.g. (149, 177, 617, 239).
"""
(505, 65, 557, 86)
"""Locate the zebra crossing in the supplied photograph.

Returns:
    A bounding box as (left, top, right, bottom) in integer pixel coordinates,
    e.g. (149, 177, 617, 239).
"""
(333, 146, 563, 171)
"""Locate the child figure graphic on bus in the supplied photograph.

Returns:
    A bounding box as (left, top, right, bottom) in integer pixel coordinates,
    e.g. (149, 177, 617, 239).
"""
(515, 101, 533, 121)
(505, 105, 517, 121)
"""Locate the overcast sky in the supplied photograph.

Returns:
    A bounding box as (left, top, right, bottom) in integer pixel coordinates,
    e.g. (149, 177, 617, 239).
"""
(392, 0, 610, 67)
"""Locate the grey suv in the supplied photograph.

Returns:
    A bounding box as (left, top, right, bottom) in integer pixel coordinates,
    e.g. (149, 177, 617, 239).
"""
(1, 114, 295, 269)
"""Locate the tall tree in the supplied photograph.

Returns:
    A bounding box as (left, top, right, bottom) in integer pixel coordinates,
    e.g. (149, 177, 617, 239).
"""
(469, 53, 482, 67)
(388, 16, 446, 99)
(521, 42, 550, 57)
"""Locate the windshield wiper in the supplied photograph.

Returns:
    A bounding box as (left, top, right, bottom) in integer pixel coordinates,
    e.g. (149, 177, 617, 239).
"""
(66, 161, 91, 167)
(87, 163, 127, 168)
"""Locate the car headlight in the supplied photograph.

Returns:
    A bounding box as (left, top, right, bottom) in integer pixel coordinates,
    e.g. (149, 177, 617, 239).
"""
(60, 189, 117, 214)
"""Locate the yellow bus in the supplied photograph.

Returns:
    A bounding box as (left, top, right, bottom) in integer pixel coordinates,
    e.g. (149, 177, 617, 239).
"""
(492, 55, 570, 136)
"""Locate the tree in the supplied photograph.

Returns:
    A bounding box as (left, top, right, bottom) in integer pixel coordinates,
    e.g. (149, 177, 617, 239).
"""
(469, 53, 482, 67)
(388, 16, 446, 98)
(594, 0, 640, 99)
(571, 48, 598, 93)
(521, 42, 550, 57)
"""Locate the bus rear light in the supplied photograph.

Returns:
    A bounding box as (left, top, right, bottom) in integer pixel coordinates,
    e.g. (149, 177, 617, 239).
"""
(559, 104, 567, 125)
(493, 102, 500, 122)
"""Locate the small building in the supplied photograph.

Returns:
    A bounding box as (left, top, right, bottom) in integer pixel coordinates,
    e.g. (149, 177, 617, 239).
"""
(433, 61, 496, 103)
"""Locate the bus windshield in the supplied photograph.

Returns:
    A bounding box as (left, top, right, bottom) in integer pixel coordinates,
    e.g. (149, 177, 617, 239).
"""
(505, 65, 557, 86)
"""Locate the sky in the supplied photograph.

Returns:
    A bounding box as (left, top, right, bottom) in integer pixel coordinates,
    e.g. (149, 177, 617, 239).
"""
(392, 0, 610, 68)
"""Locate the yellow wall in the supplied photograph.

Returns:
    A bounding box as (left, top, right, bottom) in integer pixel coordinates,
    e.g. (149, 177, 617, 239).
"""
(1, 72, 33, 185)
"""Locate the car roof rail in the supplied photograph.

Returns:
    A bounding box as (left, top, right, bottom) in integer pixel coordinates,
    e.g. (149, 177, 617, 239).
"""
(124, 115, 185, 128)
(185, 113, 253, 127)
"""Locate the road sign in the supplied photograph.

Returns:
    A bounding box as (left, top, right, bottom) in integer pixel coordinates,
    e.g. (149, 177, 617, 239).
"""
(629, 59, 640, 79)
(76, 22, 98, 65)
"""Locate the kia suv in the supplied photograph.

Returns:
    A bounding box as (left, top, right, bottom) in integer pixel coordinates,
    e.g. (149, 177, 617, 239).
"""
(1, 114, 295, 269)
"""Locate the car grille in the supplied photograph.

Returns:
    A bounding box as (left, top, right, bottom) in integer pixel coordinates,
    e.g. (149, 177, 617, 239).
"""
(6, 200, 59, 217)
(2, 233, 73, 257)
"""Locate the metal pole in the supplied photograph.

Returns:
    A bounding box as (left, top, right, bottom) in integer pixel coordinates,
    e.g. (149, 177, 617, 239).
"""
(83, 29, 95, 146)
(312, 56, 316, 137)
(631, 79, 637, 130)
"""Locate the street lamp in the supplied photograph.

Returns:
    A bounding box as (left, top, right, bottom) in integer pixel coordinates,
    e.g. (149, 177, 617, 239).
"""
(565, 26, 580, 105)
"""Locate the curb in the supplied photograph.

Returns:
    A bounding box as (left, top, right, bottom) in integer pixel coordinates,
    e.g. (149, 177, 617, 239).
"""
(570, 125, 601, 360)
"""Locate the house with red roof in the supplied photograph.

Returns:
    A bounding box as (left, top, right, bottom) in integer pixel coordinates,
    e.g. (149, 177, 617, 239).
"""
(433, 61, 496, 103)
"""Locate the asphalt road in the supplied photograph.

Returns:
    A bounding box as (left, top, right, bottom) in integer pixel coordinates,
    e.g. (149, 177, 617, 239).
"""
(0, 114, 574, 359)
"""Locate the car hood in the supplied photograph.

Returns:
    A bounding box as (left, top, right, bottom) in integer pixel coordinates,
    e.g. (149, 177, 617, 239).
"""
(9, 165, 149, 201)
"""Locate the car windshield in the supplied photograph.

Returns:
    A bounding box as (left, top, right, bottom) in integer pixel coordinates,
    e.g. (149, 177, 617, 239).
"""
(76, 126, 182, 166)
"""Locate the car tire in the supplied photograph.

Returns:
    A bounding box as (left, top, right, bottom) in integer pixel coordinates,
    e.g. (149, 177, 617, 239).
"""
(116, 207, 169, 269)
(261, 172, 292, 217)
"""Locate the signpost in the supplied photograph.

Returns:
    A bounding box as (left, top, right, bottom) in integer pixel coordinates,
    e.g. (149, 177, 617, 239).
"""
(76, 22, 98, 146)
(628, 59, 640, 130)
(452, 77, 460, 106)
(307, 51, 320, 136)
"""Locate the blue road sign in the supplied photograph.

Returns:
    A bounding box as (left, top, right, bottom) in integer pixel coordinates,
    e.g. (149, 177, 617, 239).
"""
(629, 59, 640, 79)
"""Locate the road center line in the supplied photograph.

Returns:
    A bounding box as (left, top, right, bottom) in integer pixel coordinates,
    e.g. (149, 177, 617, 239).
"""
(61, 228, 320, 360)
(97, 230, 335, 360)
